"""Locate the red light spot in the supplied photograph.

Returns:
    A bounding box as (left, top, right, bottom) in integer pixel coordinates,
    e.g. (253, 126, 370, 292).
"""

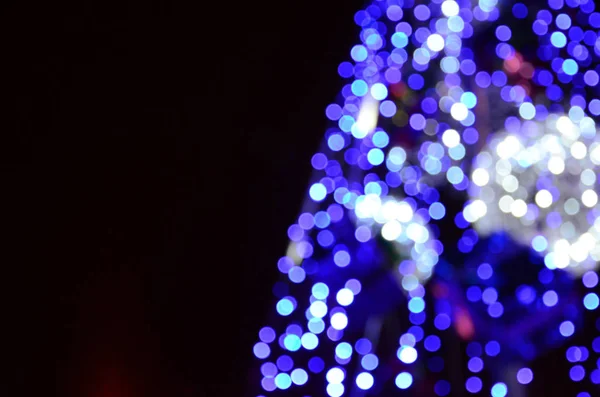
(390, 82, 407, 98)
(519, 62, 534, 79)
(454, 306, 475, 340)
(504, 57, 521, 74)
(432, 282, 449, 298)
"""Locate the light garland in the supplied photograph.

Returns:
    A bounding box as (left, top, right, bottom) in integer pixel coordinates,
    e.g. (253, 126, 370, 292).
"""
(252, 0, 600, 395)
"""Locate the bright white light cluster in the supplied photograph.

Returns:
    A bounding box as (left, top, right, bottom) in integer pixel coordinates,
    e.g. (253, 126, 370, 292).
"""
(354, 194, 439, 289)
(467, 112, 600, 275)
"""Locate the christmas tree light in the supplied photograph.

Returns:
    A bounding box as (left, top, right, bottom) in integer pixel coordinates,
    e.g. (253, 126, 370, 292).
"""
(252, 0, 600, 395)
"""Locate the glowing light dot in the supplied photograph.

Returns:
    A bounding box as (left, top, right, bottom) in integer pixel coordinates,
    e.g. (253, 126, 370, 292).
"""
(502, 175, 518, 193)
(570, 365, 585, 381)
(351, 80, 368, 96)
(466, 377, 482, 393)
(441, 0, 459, 17)
(326, 367, 345, 383)
(486, 341, 500, 356)
(583, 271, 598, 288)
(392, 32, 409, 48)
(582, 190, 598, 207)
(535, 190, 553, 208)
(571, 141, 587, 159)
(468, 357, 484, 372)
(326, 383, 344, 397)
(301, 333, 319, 350)
(477, 263, 493, 280)
(382, 220, 403, 241)
(367, 148, 384, 165)
(511, 199, 527, 218)
(427, 34, 445, 52)
(335, 342, 352, 359)
(397, 346, 418, 364)
(584, 293, 599, 310)
(395, 372, 413, 389)
(284, 334, 301, 351)
(334, 250, 350, 267)
(491, 382, 508, 397)
(548, 156, 565, 175)
(442, 129, 461, 148)
(356, 372, 374, 390)
(361, 354, 379, 370)
(472, 168, 489, 186)
(461, 92, 477, 108)
(336, 288, 354, 306)
(351, 45, 368, 62)
(275, 373, 292, 389)
(309, 183, 327, 201)
(562, 59, 578, 75)
(331, 312, 348, 330)
(450, 103, 469, 121)
(532, 235, 548, 252)
(551, 32, 567, 48)
(277, 298, 295, 316)
(254, 342, 271, 359)
(310, 301, 327, 318)
(556, 13, 571, 30)
(543, 290, 558, 307)
(408, 297, 425, 313)
(516, 368, 533, 384)
(519, 102, 536, 120)
(429, 202, 446, 219)
(370, 83, 388, 100)
(559, 321, 575, 337)
(291, 368, 308, 385)
(312, 282, 329, 299)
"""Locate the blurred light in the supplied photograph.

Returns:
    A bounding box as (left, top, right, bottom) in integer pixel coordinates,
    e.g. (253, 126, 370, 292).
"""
(485, 341, 500, 356)
(301, 333, 319, 350)
(291, 368, 308, 385)
(337, 288, 354, 306)
(570, 365, 585, 381)
(336, 342, 353, 359)
(584, 293, 599, 310)
(398, 346, 418, 364)
(491, 382, 507, 397)
(395, 372, 413, 389)
(275, 373, 292, 389)
(466, 377, 482, 393)
(254, 342, 270, 359)
(516, 368, 533, 384)
(361, 353, 379, 370)
(356, 372, 374, 390)
(326, 367, 345, 383)
(331, 312, 348, 330)
(560, 321, 575, 337)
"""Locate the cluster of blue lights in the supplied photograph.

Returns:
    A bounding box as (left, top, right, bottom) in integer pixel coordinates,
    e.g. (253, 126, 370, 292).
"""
(253, 0, 600, 395)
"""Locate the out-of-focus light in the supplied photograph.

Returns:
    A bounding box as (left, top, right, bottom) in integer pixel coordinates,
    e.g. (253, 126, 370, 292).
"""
(356, 372, 374, 390)
(397, 346, 418, 364)
(326, 367, 345, 384)
(395, 372, 413, 389)
(491, 382, 508, 397)
(516, 368, 533, 384)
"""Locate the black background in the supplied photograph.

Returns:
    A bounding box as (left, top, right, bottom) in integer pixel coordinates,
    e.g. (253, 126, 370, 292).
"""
(1, 0, 364, 396)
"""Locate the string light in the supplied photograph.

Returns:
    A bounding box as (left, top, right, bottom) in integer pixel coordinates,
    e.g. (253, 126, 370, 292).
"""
(252, 0, 600, 394)
(468, 114, 600, 276)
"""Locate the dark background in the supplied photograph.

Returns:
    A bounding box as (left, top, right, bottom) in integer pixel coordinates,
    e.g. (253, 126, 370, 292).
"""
(1, 0, 364, 396)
